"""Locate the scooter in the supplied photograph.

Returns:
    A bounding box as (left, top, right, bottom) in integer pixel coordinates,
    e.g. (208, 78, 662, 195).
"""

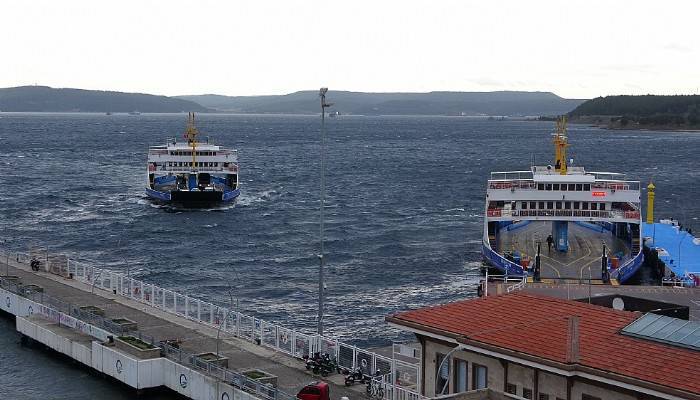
(344, 367, 370, 386)
(30, 258, 42, 272)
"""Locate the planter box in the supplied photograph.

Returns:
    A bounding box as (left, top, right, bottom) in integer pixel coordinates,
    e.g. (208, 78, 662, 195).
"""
(111, 317, 138, 331)
(241, 368, 278, 388)
(196, 352, 229, 368)
(115, 336, 161, 359)
(21, 284, 44, 294)
(79, 305, 105, 317)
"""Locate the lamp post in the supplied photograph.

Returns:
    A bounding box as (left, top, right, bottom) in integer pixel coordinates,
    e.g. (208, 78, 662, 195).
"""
(216, 275, 239, 357)
(318, 88, 332, 336)
(436, 344, 467, 395)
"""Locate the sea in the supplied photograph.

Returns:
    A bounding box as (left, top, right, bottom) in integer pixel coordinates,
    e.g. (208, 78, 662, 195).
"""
(1, 113, 699, 399)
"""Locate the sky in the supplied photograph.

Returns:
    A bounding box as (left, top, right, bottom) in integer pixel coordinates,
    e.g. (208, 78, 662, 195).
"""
(2, 0, 699, 99)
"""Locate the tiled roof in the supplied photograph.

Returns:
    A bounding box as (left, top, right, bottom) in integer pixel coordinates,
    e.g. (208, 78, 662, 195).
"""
(386, 292, 700, 396)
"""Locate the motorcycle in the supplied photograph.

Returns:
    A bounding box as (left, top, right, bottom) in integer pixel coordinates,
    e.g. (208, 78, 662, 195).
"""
(30, 258, 42, 272)
(302, 352, 338, 377)
(343, 367, 370, 386)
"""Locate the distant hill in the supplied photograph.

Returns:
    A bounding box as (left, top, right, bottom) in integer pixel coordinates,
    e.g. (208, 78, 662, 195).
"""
(177, 91, 584, 116)
(0, 86, 209, 113)
(569, 95, 700, 130)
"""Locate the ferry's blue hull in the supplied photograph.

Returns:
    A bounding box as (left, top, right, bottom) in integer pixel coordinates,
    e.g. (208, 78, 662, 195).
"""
(145, 188, 240, 205)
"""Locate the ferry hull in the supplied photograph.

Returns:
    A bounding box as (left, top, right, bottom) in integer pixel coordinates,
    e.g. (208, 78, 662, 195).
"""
(145, 188, 240, 207)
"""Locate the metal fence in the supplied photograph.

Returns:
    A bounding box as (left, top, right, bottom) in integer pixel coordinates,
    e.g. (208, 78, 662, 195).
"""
(1, 248, 425, 400)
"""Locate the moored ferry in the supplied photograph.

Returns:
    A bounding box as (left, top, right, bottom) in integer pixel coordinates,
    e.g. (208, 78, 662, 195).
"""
(145, 113, 240, 206)
(482, 118, 644, 284)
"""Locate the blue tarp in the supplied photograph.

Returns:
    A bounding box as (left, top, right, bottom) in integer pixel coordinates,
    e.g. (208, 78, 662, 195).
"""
(643, 223, 700, 277)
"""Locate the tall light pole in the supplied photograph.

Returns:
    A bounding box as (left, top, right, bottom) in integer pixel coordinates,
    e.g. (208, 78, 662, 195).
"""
(318, 88, 333, 336)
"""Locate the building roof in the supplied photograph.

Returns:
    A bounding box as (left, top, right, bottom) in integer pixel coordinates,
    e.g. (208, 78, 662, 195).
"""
(386, 292, 700, 397)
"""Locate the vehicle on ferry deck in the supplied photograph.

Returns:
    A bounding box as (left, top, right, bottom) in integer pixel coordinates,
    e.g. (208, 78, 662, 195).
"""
(145, 113, 240, 206)
(482, 117, 643, 284)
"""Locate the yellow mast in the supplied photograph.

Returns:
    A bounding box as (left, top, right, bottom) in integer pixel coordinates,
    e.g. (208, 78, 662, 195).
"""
(553, 116, 569, 175)
(646, 181, 655, 224)
(185, 112, 199, 171)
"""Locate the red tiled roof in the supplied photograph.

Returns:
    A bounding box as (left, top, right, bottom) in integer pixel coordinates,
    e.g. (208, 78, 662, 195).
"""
(386, 292, 700, 396)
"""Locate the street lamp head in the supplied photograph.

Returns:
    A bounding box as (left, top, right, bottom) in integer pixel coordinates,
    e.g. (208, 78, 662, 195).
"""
(319, 87, 328, 96)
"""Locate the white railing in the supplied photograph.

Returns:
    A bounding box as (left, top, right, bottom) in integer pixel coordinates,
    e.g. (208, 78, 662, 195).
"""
(2, 248, 425, 400)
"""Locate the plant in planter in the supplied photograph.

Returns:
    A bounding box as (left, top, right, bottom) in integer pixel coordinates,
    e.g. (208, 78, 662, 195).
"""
(241, 368, 278, 388)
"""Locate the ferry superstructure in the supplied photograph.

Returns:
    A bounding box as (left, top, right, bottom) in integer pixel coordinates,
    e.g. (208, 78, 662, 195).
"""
(145, 113, 240, 206)
(482, 118, 644, 283)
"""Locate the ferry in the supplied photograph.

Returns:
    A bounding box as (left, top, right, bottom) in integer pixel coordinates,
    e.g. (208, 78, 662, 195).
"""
(482, 117, 644, 284)
(145, 113, 240, 206)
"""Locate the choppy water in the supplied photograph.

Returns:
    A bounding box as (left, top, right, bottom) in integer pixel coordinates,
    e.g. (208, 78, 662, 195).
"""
(1, 113, 699, 398)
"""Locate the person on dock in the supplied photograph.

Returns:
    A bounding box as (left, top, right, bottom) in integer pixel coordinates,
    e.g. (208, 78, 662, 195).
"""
(546, 234, 554, 253)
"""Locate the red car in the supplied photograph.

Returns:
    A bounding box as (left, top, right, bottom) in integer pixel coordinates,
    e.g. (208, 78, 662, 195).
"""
(297, 381, 330, 400)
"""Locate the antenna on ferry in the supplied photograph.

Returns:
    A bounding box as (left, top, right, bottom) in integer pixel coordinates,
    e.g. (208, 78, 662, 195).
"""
(318, 88, 333, 335)
(553, 116, 569, 175)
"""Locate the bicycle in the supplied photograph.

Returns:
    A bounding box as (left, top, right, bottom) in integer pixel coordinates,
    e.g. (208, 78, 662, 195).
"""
(366, 377, 384, 399)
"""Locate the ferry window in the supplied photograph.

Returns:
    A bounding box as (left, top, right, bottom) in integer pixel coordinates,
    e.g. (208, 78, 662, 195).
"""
(530, 202, 536, 209)
(561, 184, 567, 191)
(553, 184, 560, 191)
(591, 203, 598, 210)
(574, 184, 581, 191)
(538, 183, 544, 190)
(555, 202, 562, 209)
(564, 202, 571, 210)
(522, 388, 533, 399)
(547, 201, 553, 209)
(568, 184, 576, 191)
(599, 203, 606, 211)
(573, 202, 580, 210)
(521, 202, 528, 210)
(545, 184, 552, 191)
(472, 364, 487, 390)
(215, 162, 219, 167)
(584, 184, 591, 191)
(213, 152, 217, 156)
(582, 202, 589, 210)
(538, 201, 545, 209)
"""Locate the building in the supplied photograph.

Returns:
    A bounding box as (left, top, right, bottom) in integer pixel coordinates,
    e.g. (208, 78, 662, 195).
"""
(386, 292, 699, 400)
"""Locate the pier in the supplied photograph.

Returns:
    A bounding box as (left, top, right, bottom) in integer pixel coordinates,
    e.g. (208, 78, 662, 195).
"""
(0, 249, 423, 400)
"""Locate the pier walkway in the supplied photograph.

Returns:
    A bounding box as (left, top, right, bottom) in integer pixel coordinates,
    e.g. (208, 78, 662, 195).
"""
(497, 221, 629, 280)
(0, 253, 422, 400)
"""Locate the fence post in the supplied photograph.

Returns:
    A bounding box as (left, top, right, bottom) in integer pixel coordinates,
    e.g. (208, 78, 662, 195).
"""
(185, 296, 189, 318)
(197, 300, 201, 322)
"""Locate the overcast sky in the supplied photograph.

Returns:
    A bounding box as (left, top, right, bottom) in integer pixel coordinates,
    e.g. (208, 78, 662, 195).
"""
(2, 0, 699, 99)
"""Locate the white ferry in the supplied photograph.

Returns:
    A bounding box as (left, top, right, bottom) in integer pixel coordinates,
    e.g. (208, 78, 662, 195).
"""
(482, 118, 644, 284)
(145, 113, 240, 206)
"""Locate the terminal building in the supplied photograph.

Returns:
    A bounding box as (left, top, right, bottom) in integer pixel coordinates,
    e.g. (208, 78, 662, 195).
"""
(387, 292, 700, 400)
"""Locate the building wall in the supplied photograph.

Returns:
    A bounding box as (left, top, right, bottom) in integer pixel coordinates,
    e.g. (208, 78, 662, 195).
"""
(421, 336, 663, 400)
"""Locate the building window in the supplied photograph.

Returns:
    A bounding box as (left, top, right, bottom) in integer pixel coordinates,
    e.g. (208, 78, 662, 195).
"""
(581, 395, 601, 400)
(506, 383, 517, 394)
(523, 388, 533, 399)
(538, 394, 550, 400)
(453, 359, 467, 393)
(538, 183, 545, 190)
(472, 364, 487, 390)
(435, 353, 449, 395)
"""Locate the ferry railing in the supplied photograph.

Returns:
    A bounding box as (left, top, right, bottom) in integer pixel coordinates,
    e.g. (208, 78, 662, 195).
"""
(0, 248, 425, 400)
(488, 209, 641, 221)
(488, 179, 640, 192)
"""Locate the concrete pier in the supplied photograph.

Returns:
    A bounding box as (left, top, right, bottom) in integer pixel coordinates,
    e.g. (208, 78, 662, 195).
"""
(0, 252, 423, 400)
